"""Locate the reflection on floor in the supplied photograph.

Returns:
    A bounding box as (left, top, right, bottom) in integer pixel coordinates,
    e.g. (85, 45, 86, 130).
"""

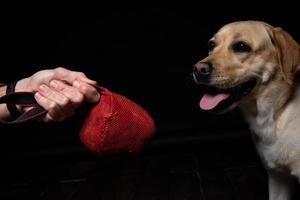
(1, 145, 299, 200)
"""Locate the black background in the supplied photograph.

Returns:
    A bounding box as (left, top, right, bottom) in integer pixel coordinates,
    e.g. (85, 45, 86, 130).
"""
(0, 2, 299, 155)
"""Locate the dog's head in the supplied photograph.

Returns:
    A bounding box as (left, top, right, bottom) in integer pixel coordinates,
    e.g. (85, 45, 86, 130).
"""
(193, 21, 300, 113)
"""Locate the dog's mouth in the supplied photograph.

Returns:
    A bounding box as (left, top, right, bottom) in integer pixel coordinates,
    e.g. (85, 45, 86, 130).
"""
(198, 79, 257, 112)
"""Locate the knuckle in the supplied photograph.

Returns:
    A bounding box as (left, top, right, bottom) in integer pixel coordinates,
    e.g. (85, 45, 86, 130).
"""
(74, 93, 84, 103)
(60, 96, 70, 106)
(80, 84, 89, 93)
(55, 67, 65, 71)
(54, 67, 66, 75)
(54, 67, 62, 73)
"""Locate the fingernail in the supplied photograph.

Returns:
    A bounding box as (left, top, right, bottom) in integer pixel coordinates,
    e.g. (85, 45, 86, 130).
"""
(39, 85, 48, 94)
(35, 92, 41, 99)
(50, 80, 58, 89)
(73, 81, 80, 88)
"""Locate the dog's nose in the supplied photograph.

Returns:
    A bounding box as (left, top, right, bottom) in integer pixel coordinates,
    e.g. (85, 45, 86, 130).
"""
(193, 62, 212, 81)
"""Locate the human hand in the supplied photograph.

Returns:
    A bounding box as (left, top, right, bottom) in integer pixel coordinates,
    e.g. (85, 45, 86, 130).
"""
(15, 67, 100, 122)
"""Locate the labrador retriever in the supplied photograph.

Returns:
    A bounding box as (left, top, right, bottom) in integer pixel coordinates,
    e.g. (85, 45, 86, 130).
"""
(193, 21, 300, 200)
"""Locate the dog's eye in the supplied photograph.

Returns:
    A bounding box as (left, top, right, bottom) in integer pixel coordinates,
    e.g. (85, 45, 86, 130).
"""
(208, 40, 216, 51)
(232, 41, 252, 52)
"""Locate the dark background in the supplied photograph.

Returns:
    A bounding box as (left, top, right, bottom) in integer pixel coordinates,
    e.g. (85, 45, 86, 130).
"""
(0, 3, 299, 153)
(0, 2, 299, 158)
(0, 3, 300, 199)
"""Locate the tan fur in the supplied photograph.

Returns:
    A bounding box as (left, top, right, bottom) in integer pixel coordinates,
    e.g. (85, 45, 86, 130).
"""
(270, 27, 300, 84)
(196, 21, 300, 200)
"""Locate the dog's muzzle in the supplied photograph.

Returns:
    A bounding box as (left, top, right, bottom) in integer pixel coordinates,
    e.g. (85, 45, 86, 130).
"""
(193, 62, 212, 83)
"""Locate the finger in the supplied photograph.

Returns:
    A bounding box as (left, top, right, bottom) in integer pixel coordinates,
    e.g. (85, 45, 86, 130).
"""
(52, 67, 97, 86)
(77, 76, 98, 86)
(38, 85, 75, 118)
(73, 80, 100, 103)
(50, 80, 84, 108)
(34, 92, 66, 122)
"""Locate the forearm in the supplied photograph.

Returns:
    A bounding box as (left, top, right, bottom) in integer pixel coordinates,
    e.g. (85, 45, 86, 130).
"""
(0, 85, 10, 119)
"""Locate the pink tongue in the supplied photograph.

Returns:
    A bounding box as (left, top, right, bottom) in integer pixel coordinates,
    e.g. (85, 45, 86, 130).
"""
(200, 93, 230, 110)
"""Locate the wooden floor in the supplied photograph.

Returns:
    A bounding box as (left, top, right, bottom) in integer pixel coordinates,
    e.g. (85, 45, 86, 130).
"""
(1, 145, 299, 200)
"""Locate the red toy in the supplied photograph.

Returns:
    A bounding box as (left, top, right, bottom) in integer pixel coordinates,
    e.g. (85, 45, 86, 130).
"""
(80, 87, 156, 156)
(0, 86, 156, 156)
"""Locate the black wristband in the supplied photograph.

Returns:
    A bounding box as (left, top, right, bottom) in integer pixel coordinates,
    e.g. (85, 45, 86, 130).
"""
(6, 80, 22, 119)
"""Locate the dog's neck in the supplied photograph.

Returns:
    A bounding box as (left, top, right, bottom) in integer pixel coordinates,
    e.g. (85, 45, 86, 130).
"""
(239, 78, 293, 144)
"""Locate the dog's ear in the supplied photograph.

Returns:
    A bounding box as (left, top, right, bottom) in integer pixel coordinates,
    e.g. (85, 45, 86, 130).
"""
(270, 27, 300, 84)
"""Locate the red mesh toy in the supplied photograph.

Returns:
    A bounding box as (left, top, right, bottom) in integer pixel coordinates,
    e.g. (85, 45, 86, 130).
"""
(0, 86, 156, 156)
(80, 87, 156, 156)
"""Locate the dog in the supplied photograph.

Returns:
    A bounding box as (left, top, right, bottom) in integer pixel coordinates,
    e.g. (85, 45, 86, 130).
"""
(193, 21, 300, 200)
